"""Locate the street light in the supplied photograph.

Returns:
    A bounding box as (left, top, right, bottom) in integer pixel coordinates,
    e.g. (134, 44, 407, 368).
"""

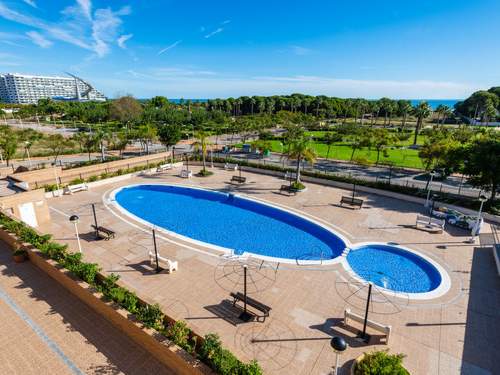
(468, 194, 488, 243)
(24, 141, 32, 168)
(425, 170, 437, 208)
(69, 215, 82, 253)
(330, 336, 347, 375)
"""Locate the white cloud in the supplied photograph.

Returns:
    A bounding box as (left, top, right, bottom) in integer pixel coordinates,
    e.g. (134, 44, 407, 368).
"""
(117, 33, 132, 49)
(26, 30, 52, 48)
(204, 27, 224, 39)
(0, 1, 131, 58)
(76, 0, 91, 20)
(158, 40, 182, 55)
(221, 19, 231, 25)
(23, 0, 36, 8)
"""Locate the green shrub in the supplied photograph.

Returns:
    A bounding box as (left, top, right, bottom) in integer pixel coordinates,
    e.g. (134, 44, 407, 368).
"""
(355, 350, 409, 375)
(166, 321, 195, 353)
(13, 248, 27, 256)
(291, 181, 305, 190)
(197, 169, 214, 177)
(100, 172, 109, 179)
(69, 178, 84, 185)
(200, 334, 263, 375)
(136, 303, 164, 330)
(87, 175, 98, 182)
(42, 184, 59, 192)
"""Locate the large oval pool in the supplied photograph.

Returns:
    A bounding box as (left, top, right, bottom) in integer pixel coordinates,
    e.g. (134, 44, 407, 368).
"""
(346, 244, 445, 294)
(113, 184, 346, 261)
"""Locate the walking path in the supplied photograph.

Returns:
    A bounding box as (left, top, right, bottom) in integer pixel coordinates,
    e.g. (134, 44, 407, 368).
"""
(0, 243, 174, 375)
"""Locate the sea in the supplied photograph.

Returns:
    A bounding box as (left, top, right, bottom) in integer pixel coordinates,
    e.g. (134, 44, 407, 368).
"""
(409, 99, 461, 110)
(165, 98, 462, 110)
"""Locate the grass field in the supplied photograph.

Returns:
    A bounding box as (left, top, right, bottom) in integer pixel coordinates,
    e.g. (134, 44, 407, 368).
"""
(266, 140, 424, 169)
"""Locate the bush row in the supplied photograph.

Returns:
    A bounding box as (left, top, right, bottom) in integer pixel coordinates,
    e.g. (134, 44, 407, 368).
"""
(0, 213, 262, 375)
(194, 154, 499, 215)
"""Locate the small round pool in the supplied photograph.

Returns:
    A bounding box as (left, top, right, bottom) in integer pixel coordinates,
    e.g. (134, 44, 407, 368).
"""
(346, 244, 449, 296)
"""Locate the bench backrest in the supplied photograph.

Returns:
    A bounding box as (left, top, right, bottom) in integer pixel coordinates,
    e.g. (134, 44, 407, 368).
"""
(345, 309, 390, 333)
(69, 183, 87, 190)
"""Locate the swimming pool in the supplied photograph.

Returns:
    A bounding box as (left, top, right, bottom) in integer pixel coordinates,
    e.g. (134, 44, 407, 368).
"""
(112, 184, 346, 262)
(346, 244, 450, 297)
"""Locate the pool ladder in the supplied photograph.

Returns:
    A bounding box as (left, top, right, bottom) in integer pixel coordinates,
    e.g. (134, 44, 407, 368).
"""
(342, 247, 351, 257)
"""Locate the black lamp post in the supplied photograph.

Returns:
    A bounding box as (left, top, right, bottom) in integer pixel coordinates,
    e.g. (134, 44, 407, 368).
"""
(330, 336, 347, 375)
(69, 214, 82, 253)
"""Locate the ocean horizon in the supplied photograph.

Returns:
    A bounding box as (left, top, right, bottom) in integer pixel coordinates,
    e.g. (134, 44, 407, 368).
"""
(164, 98, 461, 110)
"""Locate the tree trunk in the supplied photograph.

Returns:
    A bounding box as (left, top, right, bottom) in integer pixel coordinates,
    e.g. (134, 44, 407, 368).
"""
(326, 145, 331, 160)
(295, 156, 301, 183)
(350, 147, 356, 161)
(413, 118, 421, 145)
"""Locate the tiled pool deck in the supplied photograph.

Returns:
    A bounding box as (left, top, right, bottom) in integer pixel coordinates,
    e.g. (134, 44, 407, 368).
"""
(41, 167, 500, 375)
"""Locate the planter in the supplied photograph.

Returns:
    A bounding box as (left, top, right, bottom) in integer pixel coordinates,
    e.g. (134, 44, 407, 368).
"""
(351, 354, 365, 375)
(350, 352, 410, 375)
(13, 254, 26, 263)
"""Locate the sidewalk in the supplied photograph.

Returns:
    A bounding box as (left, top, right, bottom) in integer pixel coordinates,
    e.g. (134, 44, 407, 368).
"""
(0, 242, 174, 375)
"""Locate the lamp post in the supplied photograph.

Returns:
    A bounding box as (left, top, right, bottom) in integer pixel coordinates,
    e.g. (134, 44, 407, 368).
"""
(425, 170, 436, 207)
(468, 194, 488, 243)
(69, 215, 82, 253)
(330, 336, 347, 375)
(25, 141, 32, 168)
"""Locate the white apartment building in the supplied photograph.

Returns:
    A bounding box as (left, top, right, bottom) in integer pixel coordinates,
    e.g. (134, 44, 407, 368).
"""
(0, 73, 106, 104)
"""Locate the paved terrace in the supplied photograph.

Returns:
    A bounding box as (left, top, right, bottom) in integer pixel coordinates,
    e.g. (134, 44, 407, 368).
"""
(42, 167, 500, 375)
(0, 243, 174, 375)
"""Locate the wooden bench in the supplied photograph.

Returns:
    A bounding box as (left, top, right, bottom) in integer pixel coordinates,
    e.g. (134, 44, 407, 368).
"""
(63, 183, 88, 195)
(416, 215, 445, 233)
(224, 163, 238, 171)
(230, 292, 271, 322)
(156, 163, 172, 172)
(284, 171, 297, 181)
(148, 251, 178, 273)
(180, 169, 192, 178)
(280, 184, 299, 195)
(91, 225, 115, 240)
(231, 175, 246, 184)
(340, 196, 363, 208)
(344, 308, 391, 344)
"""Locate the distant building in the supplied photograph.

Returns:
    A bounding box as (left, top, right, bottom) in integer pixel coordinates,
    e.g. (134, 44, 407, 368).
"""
(0, 73, 106, 104)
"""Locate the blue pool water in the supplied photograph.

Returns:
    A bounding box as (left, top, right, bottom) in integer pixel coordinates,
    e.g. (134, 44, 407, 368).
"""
(114, 184, 346, 261)
(347, 244, 442, 293)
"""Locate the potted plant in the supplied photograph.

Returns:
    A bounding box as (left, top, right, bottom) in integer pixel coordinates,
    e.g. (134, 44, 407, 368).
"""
(13, 249, 27, 263)
(351, 350, 409, 375)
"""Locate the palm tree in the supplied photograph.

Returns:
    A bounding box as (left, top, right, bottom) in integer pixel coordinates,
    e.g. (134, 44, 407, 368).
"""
(412, 102, 431, 145)
(324, 132, 342, 160)
(193, 130, 211, 175)
(285, 137, 317, 185)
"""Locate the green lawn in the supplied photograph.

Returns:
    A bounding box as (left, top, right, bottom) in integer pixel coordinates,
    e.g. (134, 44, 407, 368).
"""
(267, 140, 424, 169)
(303, 130, 428, 146)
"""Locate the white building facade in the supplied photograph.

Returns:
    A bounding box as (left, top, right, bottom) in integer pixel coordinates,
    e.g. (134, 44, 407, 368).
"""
(0, 73, 106, 104)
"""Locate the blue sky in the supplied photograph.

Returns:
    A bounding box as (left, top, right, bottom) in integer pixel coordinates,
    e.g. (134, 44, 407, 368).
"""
(1, 0, 499, 99)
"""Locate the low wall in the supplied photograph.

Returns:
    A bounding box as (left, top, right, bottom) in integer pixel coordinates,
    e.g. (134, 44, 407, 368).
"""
(9, 151, 173, 190)
(0, 188, 51, 227)
(0, 226, 212, 375)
